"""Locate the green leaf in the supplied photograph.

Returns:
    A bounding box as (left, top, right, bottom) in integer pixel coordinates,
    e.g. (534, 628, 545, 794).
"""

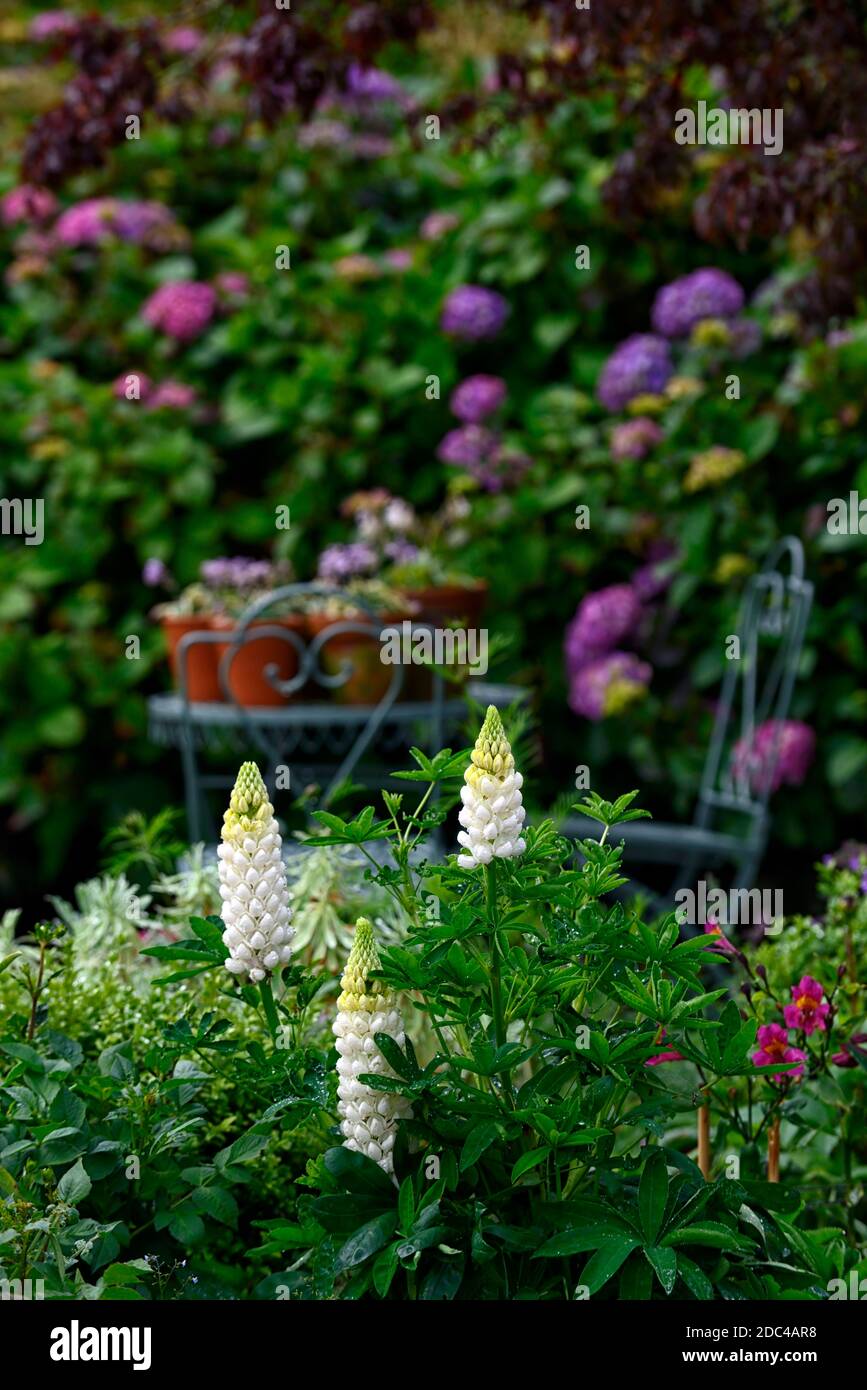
(188, 916, 228, 953)
(638, 1149, 669, 1243)
(577, 1238, 639, 1295)
(676, 1253, 714, 1300)
(419, 1260, 463, 1300)
(58, 1158, 91, 1205)
(102, 1260, 152, 1288)
(372, 1242, 400, 1297)
(336, 1213, 397, 1272)
(644, 1245, 678, 1295)
(168, 1204, 206, 1245)
(322, 1146, 396, 1198)
(215, 1131, 268, 1170)
(619, 1254, 653, 1300)
(511, 1148, 551, 1182)
(459, 1121, 501, 1172)
(40, 1128, 86, 1164)
(663, 1222, 754, 1252)
(191, 1185, 239, 1228)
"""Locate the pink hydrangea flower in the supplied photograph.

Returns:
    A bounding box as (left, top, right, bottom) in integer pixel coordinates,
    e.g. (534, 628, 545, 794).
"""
(783, 976, 830, 1035)
(732, 720, 816, 796)
(164, 26, 203, 55)
(420, 211, 458, 241)
(146, 381, 197, 410)
(610, 417, 663, 461)
(142, 281, 216, 342)
(1, 185, 58, 226)
(214, 271, 250, 301)
(752, 1023, 806, 1083)
(55, 198, 178, 249)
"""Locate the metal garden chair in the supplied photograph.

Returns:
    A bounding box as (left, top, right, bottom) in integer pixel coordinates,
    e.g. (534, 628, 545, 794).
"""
(562, 537, 814, 909)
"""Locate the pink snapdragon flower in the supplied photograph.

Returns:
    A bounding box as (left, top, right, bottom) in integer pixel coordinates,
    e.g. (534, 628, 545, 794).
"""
(752, 1023, 806, 1083)
(783, 976, 830, 1035)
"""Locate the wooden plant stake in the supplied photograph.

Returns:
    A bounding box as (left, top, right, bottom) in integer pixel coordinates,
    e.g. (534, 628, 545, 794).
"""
(697, 1097, 711, 1180)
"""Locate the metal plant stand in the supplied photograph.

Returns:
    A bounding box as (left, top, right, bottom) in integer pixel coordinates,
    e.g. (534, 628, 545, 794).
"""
(147, 582, 524, 846)
(563, 537, 814, 909)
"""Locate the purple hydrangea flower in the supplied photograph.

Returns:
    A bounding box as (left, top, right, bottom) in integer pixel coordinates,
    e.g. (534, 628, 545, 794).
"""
(597, 335, 672, 412)
(441, 285, 510, 341)
(436, 425, 498, 468)
(610, 416, 664, 461)
(651, 268, 745, 338)
(732, 720, 816, 796)
(298, 120, 351, 150)
(142, 281, 217, 342)
(564, 585, 642, 675)
(450, 375, 507, 423)
(345, 65, 406, 103)
(316, 543, 379, 583)
(1, 185, 57, 226)
(569, 652, 653, 720)
(730, 317, 762, 358)
(631, 539, 678, 602)
(55, 198, 177, 248)
(474, 446, 532, 493)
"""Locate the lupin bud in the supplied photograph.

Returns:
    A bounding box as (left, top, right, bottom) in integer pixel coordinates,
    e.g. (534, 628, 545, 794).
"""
(457, 705, 527, 868)
(333, 918, 412, 1176)
(217, 762, 293, 984)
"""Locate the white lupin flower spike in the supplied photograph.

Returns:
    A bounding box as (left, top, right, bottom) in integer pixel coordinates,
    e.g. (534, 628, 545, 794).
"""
(333, 917, 412, 1176)
(457, 704, 527, 869)
(217, 762, 293, 984)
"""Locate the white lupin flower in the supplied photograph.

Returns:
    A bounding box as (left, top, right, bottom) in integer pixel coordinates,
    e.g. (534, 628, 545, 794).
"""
(457, 704, 526, 869)
(333, 917, 412, 1176)
(217, 762, 293, 983)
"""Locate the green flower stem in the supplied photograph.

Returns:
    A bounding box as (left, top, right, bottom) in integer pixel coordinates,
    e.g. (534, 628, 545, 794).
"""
(259, 976, 280, 1042)
(485, 861, 506, 1054)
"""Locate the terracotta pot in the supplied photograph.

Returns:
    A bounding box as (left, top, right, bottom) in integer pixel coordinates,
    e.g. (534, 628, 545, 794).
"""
(161, 614, 221, 703)
(306, 611, 410, 706)
(397, 582, 489, 698)
(212, 614, 306, 707)
(399, 581, 488, 630)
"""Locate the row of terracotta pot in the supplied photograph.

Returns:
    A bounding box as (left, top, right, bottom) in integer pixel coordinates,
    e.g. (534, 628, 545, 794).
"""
(160, 584, 488, 707)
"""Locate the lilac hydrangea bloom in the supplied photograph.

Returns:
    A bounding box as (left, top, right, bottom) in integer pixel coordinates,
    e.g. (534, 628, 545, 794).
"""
(55, 198, 177, 248)
(345, 65, 406, 103)
(214, 272, 250, 300)
(569, 652, 653, 720)
(142, 281, 217, 342)
(317, 543, 379, 583)
(441, 285, 510, 341)
(597, 335, 672, 412)
(437, 426, 498, 468)
(475, 447, 532, 493)
(610, 416, 663, 461)
(564, 585, 642, 674)
(732, 720, 816, 796)
(450, 375, 507, 423)
(651, 268, 745, 338)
